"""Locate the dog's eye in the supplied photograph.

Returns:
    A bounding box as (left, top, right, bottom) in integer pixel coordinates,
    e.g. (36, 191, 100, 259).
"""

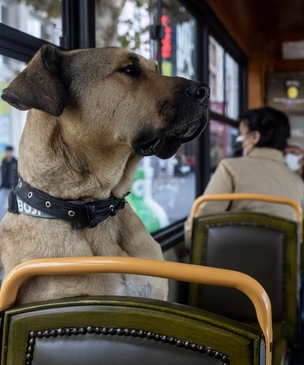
(117, 65, 141, 78)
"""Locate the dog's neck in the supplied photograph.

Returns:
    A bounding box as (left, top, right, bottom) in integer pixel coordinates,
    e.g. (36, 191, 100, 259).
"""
(18, 109, 142, 200)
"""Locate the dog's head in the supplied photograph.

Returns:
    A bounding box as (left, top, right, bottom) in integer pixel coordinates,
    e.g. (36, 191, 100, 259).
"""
(2, 45, 209, 159)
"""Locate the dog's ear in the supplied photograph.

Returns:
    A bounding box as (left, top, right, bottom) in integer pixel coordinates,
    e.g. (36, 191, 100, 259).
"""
(1, 44, 67, 117)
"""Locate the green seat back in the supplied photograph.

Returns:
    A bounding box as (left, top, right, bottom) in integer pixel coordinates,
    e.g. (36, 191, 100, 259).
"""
(188, 212, 300, 344)
(301, 220, 304, 271)
(1, 296, 265, 365)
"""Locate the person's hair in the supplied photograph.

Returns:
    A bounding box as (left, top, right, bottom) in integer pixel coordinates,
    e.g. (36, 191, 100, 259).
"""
(239, 107, 290, 151)
(5, 146, 13, 152)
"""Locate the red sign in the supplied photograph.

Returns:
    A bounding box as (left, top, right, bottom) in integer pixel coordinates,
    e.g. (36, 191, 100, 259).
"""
(161, 15, 172, 59)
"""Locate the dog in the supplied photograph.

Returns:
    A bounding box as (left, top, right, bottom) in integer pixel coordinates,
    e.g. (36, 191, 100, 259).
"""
(0, 44, 209, 305)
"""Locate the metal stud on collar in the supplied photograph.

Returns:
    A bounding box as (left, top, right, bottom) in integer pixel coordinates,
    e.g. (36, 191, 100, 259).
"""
(28, 192, 33, 198)
(68, 210, 75, 217)
(109, 204, 116, 216)
(45, 201, 51, 208)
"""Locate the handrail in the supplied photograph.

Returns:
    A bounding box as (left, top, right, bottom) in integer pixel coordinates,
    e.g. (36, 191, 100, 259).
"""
(190, 193, 303, 240)
(0, 256, 272, 365)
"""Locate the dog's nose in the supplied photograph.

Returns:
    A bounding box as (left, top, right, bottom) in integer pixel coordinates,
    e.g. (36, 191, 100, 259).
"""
(186, 83, 210, 103)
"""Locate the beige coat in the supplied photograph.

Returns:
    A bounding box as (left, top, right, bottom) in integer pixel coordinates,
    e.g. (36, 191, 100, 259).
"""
(185, 148, 304, 243)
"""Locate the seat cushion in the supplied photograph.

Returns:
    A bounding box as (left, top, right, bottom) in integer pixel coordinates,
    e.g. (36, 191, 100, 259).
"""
(30, 326, 224, 365)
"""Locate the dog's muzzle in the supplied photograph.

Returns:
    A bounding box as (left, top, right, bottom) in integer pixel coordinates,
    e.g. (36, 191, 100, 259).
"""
(133, 81, 210, 159)
(185, 83, 210, 108)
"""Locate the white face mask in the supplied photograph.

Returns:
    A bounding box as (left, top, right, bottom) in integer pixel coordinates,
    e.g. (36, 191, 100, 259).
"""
(235, 134, 246, 143)
(235, 132, 254, 157)
(235, 132, 254, 143)
(284, 153, 303, 172)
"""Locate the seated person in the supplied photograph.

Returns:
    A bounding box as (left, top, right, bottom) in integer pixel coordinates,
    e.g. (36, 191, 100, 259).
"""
(185, 107, 304, 244)
(284, 140, 304, 178)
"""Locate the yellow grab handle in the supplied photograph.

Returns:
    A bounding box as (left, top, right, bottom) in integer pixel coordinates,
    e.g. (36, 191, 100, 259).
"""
(0, 257, 272, 365)
(190, 193, 303, 239)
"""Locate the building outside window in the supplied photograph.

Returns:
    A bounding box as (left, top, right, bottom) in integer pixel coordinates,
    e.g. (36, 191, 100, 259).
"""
(225, 52, 239, 119)
(209, 36, 224, 114)
(208, 33, 243, 176)
(209, 35, 240, 120)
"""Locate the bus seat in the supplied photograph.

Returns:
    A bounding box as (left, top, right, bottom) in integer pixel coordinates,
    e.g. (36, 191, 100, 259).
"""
(1, 296, 264, 365)
(302, 220, 304, 272)
(188, 212, 300, 363)
(0, 257, 272, 365)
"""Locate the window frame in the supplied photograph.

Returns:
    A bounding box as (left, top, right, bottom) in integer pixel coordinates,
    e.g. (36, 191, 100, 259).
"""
(0, 23, 55, 63)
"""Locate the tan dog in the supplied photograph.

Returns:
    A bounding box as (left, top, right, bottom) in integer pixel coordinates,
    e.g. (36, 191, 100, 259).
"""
(0, 45, 209, 305)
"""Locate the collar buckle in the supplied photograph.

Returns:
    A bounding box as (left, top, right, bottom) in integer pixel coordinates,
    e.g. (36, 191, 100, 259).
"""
(85, 204, 98, 228)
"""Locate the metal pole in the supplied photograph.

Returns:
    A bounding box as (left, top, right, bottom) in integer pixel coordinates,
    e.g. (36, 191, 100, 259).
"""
(195, 19, 210, 196)
(78, 0, 96, 48)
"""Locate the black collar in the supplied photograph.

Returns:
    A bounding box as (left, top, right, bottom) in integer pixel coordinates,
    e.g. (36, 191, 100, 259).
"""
(8, 177, 129, 229)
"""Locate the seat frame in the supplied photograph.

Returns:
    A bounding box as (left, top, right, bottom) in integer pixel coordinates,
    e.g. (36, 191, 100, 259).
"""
(2, 296, 264, 365)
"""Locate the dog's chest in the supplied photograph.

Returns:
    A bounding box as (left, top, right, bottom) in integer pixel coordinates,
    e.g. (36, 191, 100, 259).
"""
(113, 273, 154, 298)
